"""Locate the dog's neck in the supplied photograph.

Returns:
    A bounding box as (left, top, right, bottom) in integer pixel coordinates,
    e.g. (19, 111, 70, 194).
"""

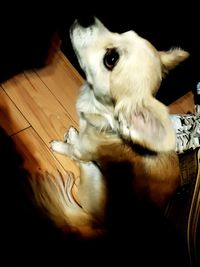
(77, 83, 118, 132)
(93, 90, 115, 108)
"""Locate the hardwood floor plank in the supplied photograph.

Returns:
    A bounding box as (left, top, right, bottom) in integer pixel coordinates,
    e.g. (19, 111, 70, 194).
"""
(169, 91, 194, 114)
(0, 87, 29, 135)
(36, 50, 83, 123)
(12, 127, 79, 177)
(2, 72, 77, 140)
(2, 72, 79, 172)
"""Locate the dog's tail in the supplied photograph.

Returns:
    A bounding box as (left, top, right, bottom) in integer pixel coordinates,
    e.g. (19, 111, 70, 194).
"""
(29, 171, 99, 238)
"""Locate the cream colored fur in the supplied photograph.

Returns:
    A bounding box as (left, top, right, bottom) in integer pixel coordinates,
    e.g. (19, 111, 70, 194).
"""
(30, 17, 189, 238)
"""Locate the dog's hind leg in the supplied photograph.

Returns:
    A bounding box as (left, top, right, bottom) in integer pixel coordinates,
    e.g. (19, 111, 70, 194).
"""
(77, 162, 106, 222)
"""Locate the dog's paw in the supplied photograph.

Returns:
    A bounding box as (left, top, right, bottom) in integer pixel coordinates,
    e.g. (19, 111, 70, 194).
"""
(64, 127, 79, 144)
(50, 140, 68, 154)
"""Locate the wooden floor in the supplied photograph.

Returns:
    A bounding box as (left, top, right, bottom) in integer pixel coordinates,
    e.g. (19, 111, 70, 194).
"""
(0, 48, 195, 180)
(0, 49, 84, 179)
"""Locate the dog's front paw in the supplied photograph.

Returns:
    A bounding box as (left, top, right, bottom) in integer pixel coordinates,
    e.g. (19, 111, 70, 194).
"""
(50, 140, 67, 154)
(64, 127, 79, 144)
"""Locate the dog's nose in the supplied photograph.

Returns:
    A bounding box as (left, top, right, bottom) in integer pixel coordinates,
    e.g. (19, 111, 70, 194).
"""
(76, 15, 95, 28)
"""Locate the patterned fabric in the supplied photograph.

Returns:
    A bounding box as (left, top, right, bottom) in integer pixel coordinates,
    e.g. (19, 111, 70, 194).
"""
(170, 82, 200, 154)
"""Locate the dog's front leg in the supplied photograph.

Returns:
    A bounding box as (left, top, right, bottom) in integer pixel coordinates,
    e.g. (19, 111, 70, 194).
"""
(50, 127, 81, 160)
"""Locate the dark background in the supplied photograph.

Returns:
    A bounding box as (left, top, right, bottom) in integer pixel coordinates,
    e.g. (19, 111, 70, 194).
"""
(0, 2, 199, 105)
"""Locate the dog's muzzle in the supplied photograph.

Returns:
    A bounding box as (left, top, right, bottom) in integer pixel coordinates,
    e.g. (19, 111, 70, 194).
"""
(69, 15, 95, 42)
(76, 15, 95, 28)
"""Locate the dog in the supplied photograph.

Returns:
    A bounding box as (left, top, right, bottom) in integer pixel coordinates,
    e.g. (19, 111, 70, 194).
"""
(30, 17, 189, 238)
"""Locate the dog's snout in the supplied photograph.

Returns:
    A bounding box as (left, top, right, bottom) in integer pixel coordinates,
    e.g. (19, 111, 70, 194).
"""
(76, 15, 95, 28)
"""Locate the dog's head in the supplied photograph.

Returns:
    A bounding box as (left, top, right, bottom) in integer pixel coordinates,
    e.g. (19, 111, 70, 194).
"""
(70, 17, 189, 152)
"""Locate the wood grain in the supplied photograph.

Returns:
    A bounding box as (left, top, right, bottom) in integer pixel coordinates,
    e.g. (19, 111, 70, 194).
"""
(0, 87, 29, 135)
(2, 72, 77, 142)
(2, 71, 80, 174)
(36, 50, 83, 124)
(12, 127, 79, 177)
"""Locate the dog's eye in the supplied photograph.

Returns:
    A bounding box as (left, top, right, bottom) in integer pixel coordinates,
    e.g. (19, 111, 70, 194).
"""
(103, 49, 119, 70)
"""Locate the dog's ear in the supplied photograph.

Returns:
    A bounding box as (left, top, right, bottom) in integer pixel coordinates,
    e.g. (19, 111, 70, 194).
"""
(159, 48, 189, 76)
(118, 98, 176, 152)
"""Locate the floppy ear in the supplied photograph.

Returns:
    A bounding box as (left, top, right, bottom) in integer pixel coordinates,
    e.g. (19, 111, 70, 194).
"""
(159, 48, 189, 76)
(118, 98, 176, 152)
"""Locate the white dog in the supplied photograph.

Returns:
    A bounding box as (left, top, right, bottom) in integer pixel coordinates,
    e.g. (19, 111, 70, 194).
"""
(30, 17, 189, 238)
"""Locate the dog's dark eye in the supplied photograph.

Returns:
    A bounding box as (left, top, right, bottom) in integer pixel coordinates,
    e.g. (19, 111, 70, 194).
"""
(103, 48, 119, 71)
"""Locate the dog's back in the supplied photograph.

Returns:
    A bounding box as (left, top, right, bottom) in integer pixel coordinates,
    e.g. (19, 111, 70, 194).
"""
(96, 140, 180, 208)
